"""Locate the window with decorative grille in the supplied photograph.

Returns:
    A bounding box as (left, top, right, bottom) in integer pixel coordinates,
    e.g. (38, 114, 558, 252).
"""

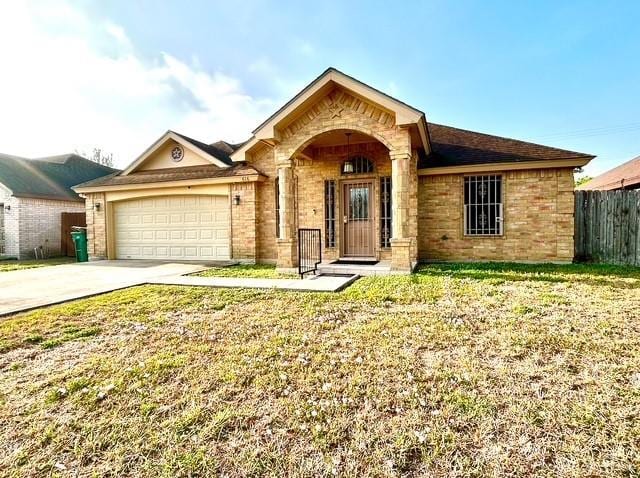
(380, 177, 392, 247)
(464, 175, 503, 235)
(342, 156, 374, 174)
(324, 180, 336, 247)
(274, 177, 280, 237)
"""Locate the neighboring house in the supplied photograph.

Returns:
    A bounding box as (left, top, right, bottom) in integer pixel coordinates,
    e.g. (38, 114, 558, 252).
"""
(577, 154, 640, 191)
(0, 153, 117, 258)
(74, 68, 594, 272)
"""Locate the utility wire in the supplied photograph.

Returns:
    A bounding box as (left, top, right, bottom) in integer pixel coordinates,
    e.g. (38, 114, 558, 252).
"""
(528, 122, 640, 142)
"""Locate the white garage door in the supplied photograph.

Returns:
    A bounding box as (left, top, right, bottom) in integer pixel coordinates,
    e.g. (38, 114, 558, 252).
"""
(114, 195, 229, 260)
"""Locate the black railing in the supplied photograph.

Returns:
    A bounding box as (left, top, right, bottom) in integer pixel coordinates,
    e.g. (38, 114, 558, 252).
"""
(298, 228, 322, 278)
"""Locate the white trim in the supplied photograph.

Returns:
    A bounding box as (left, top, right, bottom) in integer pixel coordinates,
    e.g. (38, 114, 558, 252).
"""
(231, 68, 429, 162)
(121, 131, 230, 175)
(73, 174, 264, 194)
(0, 182, 14, 197)
(418, 158, 590, 175)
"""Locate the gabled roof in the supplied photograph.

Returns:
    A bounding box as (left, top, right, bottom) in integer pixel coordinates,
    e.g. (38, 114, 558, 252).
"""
(120, 130, 233, 175)
(421, 123, 595, 169)
(252, 67, 426, 135)
(232, 67, 430, 161)
(577, 154, 640, 190)
(0, 153, 118, 202)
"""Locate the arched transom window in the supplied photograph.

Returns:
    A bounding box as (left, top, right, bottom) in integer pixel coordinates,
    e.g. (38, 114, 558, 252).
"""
(342, 155, 374, 174)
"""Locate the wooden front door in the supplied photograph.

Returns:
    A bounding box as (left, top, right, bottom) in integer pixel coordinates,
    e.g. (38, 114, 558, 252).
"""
(342, 180, 374, 257)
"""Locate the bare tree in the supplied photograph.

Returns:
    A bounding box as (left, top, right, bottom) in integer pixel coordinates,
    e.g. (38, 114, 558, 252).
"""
(75, 148, 114, 167)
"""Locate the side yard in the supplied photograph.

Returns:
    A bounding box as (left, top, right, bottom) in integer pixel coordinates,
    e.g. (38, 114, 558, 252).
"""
(0, 263, 639, 477)
(0, 257, 74, 272)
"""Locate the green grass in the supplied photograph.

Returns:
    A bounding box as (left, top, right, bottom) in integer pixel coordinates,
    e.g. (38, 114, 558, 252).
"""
(0, 257, 75, 272)
(1, 262, 639, 476)
(195, 263, 297, 279)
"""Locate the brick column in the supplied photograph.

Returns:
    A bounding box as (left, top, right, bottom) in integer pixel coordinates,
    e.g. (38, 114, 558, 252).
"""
(390, 151, 413, 271)
(86, 192, 107, 260)
(276, 161, 297, 269)
(231, 182, 257, 262)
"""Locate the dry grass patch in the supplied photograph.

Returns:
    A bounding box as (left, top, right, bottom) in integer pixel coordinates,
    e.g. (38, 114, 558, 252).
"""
(0, 263, 639, 477)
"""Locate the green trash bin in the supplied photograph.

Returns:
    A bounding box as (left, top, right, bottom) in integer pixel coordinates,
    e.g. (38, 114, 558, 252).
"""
(71, 227, 88, 262)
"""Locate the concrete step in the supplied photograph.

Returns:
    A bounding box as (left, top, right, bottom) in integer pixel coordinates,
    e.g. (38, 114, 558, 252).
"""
(317, 262, 392, 277)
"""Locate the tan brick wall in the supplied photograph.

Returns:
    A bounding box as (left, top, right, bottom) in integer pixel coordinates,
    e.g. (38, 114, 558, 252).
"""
(417, 168, 575, 262)
(230, 182, 257, 261)
(250, 144, 278, 262)
(17, 197, 85, 259)
(85, 192, 107, 260)
(244, 85, 417, 268)
(0, 188, 84, 259)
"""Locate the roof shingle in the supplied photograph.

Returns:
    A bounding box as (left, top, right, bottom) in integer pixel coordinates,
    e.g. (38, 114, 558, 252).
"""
(423, 123, 595, 168)
(0, 153, 118, 201)
(577, 155, 640, 190)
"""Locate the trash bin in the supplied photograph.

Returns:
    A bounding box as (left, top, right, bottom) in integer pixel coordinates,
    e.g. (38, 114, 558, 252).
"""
(70, 227, 88, 262)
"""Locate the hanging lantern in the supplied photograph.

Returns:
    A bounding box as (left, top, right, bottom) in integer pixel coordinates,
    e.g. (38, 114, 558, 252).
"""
(342, 132, 354, 173)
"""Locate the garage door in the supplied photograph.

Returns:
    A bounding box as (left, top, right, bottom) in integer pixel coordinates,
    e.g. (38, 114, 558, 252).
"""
(114, 195, 229, 260)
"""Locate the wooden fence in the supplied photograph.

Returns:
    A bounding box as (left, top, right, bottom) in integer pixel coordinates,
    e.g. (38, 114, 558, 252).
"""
(575, 190, 640, 266)
(61, 212, 86, 257)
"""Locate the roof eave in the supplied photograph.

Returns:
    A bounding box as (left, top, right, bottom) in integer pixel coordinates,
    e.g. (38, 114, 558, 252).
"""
(250, 68, 427, 149)
(73, 173, 266, 194)
(418, 157, 593, 176)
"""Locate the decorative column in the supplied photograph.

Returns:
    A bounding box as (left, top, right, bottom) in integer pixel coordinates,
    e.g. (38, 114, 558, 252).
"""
(276, 160, 297, 269)
(390, 151, 414, 271)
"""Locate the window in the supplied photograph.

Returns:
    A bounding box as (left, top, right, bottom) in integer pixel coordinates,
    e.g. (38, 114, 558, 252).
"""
(274, 177, 280, 237)
(342, 155, 374, 174)
(464, 175, 503, 235)
(324, 180, 336, 247)
(380, 177, 392, 247)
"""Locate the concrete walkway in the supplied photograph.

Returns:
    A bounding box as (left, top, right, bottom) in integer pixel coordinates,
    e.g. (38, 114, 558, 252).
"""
(149, 273, 359, 292)
(0, 260, 359, 317)
(0, 260, 208, 317)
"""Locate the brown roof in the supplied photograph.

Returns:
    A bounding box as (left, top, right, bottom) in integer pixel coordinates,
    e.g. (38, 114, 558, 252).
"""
(577, 155, 640, 190)
(74, 163, 262, 189)
(423, 123, 595, 168)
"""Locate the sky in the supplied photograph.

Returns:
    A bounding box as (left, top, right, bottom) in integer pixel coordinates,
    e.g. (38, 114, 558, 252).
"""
(1, 0, 639, 176)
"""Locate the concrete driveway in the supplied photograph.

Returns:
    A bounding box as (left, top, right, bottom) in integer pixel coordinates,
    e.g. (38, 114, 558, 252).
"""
(0, 260, 209, 317)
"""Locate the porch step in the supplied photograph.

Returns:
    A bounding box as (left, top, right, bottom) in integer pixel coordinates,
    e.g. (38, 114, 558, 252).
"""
(317, 261, 392, 277)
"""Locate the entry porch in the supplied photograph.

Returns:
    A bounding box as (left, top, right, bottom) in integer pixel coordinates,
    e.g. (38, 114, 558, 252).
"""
(275, 128, 418, 273)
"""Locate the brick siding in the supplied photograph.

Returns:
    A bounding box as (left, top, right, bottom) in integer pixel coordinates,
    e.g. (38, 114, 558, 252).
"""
(0, 187, 85, 259)
(417, 168, 575, 262)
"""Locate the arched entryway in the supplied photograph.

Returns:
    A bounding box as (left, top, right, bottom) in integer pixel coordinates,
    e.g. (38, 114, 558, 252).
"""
(283, 128, 394, 262)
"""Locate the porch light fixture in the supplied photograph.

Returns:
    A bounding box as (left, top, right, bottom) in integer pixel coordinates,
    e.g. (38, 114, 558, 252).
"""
(233, 194, 241, 206)
(94, 202, 101, 211)
(4, 204, 10, 211)
(342, 132, 354, 173)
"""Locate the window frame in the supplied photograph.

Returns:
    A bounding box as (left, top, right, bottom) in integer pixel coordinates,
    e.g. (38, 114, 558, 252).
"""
(379, 176, 392, 248)
(341, 155, 375, 175)
(274, 177, 280, 238)
(462, 174, 504, 237)
(324, 179, 337, 248)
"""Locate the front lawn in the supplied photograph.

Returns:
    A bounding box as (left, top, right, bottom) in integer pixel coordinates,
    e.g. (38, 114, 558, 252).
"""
(195, 263, 297, 279)
(1, 263, 639, 476)
(0, 257, 75, 272)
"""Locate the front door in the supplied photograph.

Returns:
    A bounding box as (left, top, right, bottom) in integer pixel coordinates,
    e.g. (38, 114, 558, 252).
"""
(342, 180, 374, 257)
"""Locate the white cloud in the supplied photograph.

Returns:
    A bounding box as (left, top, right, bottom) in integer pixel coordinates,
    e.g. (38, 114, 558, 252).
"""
(0, 1, 273, 168)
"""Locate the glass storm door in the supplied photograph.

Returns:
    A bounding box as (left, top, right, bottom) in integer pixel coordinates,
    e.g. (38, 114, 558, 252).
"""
(342, 181, 374, 257)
